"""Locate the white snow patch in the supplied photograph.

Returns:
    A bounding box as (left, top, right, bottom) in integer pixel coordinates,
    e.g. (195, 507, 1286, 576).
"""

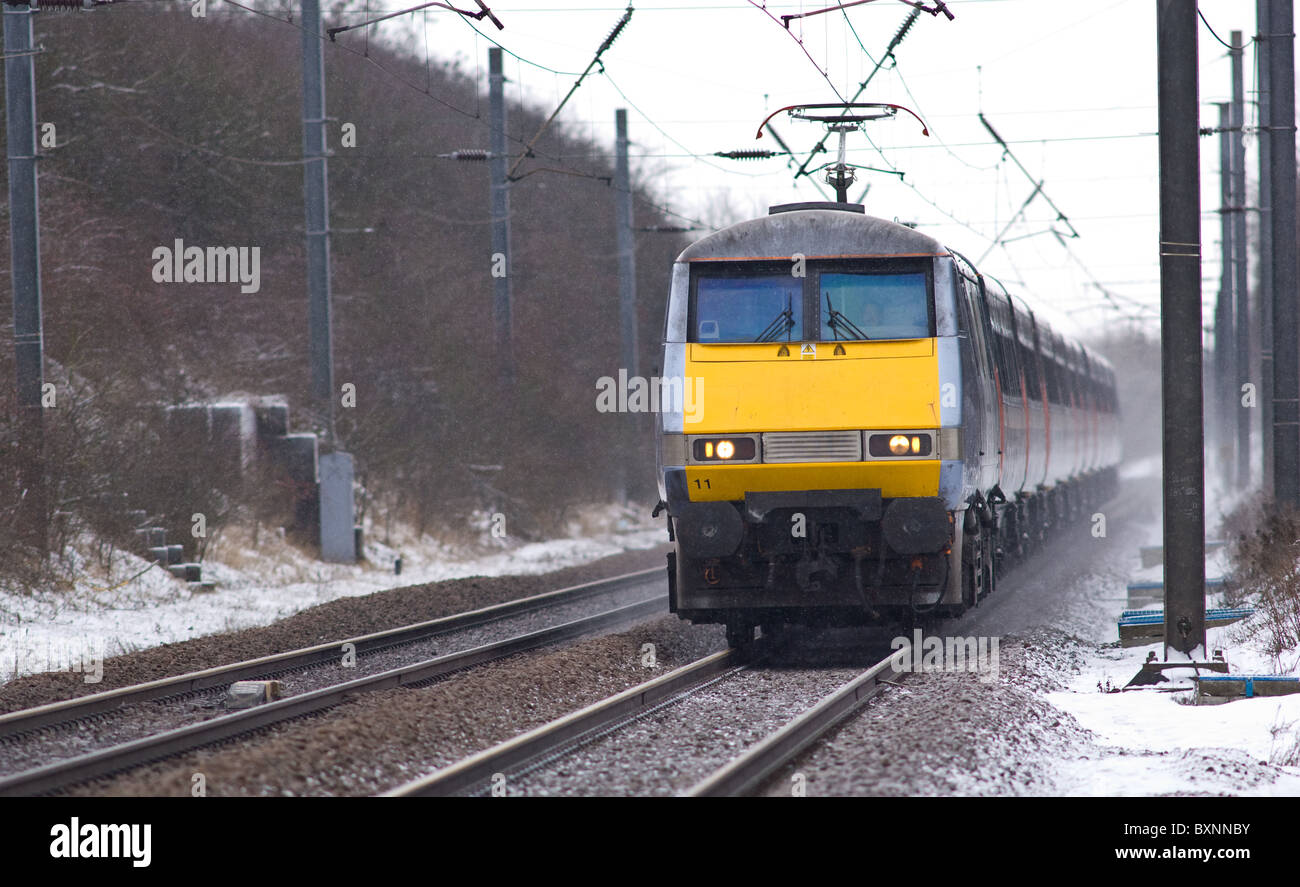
(1028, 463, 1300, 795)
(1051, 746, 1300, 796)
(0, 502, 666, 685)
(1044, 596, 1300, 795)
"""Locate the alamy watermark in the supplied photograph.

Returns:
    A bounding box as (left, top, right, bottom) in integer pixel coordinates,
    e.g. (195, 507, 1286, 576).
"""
(151, 239, 261, 293)
(14, 638, 104, 684)
(49, 818, 150, 868)
(595, 369, 703, 423)
(889, 630, 1000, 683)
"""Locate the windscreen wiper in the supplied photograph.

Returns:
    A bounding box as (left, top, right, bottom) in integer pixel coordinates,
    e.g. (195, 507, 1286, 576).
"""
(824, 291, 871, 340)
(754, 295, 797, 342)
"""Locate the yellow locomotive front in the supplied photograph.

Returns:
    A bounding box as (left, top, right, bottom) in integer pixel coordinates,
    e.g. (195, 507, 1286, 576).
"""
(656, 205, 979, 647)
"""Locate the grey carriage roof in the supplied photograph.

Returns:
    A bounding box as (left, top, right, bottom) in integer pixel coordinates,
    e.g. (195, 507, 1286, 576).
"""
(676, 209, 949, 262)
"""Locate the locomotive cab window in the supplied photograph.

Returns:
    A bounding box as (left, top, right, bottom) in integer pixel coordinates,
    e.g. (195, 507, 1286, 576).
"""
(689, 259, 933, 344)
(691, 271, 803, 343)
(819, 272, 929, 341)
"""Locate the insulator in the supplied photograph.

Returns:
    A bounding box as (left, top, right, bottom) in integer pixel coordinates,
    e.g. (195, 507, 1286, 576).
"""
(714, 150, 780, 160)
(451, 149, 490, 162)
(599, 6, 633, 54)
(893, 7, 919, 45)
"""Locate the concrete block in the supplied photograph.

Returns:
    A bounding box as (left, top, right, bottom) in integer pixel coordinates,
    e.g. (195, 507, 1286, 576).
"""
(135, 526, 165, 548)
(319, 452, 356, 563)
(253, 402, 289, 439)
(168, 563, 203, 581)
(273, 433, 319, 484)
(210, 402, 258, 475)
(165, 404, 211, 451)
(1196, 675, 1300, 700)
(224, 680, 283, 709)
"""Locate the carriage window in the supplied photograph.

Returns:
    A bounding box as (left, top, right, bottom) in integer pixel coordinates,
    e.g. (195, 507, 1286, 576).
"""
(1046, 356, 1063, 403)
(692, 274, 803, 343)
(997, 333, 1018, 395)
(819, 272, 930, 341)
(1021, 341, 1040, 396)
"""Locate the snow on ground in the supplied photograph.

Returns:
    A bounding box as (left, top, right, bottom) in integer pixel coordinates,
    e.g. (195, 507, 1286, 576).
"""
(1040, 456, 1300, 795)
(1045, 624, 1300, 795)
(0, 503, 666, 684)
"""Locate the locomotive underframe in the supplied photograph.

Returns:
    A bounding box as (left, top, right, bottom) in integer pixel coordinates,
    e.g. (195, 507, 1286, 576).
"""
(665, 466, 1120, 633)
(668, 491, 964, 627)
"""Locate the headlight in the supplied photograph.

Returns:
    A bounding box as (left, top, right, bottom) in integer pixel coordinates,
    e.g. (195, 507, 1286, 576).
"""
(692, 437, 756, 462)
(867, 432, 933, 458)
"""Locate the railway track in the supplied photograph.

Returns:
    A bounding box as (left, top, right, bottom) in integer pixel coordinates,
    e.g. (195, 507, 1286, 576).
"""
(384, 642, 903, 797)
(390, 481, 1148, 799)
(0, 567, 660, 741)
(0, 569, 667, 796)
(686, 651, 899, 796)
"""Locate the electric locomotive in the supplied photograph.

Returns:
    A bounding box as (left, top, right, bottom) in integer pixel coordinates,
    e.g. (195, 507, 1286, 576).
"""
(653, 201, 1120, 649)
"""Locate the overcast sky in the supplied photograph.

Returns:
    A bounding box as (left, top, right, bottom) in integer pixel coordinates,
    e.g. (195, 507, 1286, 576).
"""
(354, 0, 1275, 339)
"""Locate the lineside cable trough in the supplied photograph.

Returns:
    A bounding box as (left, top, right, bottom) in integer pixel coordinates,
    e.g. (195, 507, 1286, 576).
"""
(1118, 539, 1235, 688)
(1115, 547, 1299, 703)
(1117, 606, 1251, 648)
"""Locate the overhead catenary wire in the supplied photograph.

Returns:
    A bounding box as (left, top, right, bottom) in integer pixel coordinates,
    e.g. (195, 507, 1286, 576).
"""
(792, 6, 921, 181)
(220, 0, 485, 121)
(128, 1, 716, 227)
(48, 0, 686, 240)
(215, 0, 622, 189)
(1197, 7, 1248, 52)
(888, 61, 998, 171)
(978, 112, 1080, 239)
(858, 121, 1152, 323)
(216, 0, 583, 174)
(743, 0, 850, 105)
(151, 0, 1147, 317)
(859, 129, 995, 243)
(324, 0, 502, 41)
(506, 4, 633, 180)
(601, 70, 775, 178)
(777, 0, 954, 28)
(455, 9, 586, 75)
(833, 0, 989, 172)
(314, 25, 1150, 315)
(134, 4, 1152, 192)
(765, 122, 834, 200)
(1051, 230, 1158, 319)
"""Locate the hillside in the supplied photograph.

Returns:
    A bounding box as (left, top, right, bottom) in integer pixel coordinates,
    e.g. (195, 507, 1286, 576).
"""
(0, 4, 688, 568)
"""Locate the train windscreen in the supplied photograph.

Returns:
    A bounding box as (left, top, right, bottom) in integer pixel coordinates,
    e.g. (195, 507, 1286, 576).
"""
(693, 274, 804, 343)
(819, 272, 930, 341)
